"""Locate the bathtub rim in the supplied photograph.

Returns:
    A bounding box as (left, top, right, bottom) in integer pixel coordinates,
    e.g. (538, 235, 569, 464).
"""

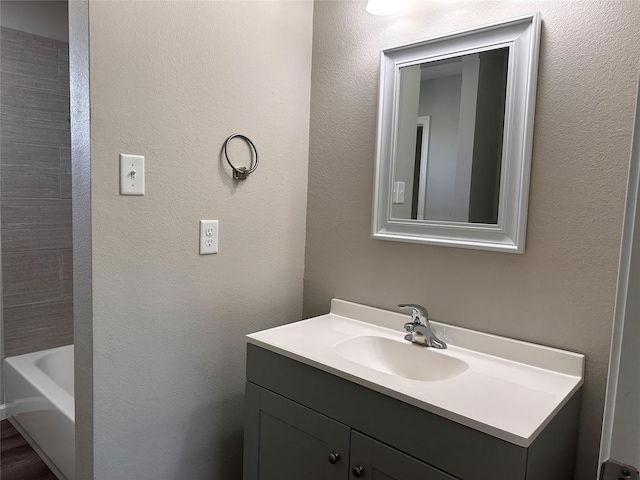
(4, 344, 75, 423)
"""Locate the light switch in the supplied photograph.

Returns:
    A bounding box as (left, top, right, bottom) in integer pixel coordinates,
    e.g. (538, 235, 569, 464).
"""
(392, 181, 405, 204)
(120, 154, 145, 195)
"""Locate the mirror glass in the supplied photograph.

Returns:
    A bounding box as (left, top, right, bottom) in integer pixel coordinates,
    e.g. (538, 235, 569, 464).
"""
(372, 14, 541, 253)
(391, 48, 509, 224)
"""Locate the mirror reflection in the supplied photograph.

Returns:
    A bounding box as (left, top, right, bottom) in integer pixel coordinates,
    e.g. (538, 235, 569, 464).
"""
(391, 47, 509, 224)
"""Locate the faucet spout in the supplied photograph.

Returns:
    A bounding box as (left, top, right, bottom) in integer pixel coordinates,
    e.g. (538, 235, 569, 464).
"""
(398, 304, 447, 349)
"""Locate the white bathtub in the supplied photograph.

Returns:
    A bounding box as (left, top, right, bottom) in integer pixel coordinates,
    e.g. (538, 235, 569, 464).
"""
(4, 344, 75, 480)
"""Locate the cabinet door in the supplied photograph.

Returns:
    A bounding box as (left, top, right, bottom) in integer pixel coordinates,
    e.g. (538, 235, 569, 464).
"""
(244, 382, 350, 480)
(349, 431, 459, 480)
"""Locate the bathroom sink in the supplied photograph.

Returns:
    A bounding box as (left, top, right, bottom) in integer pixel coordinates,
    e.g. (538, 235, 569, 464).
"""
(334, 335, 468, 381)
(247, 299, 585, 447)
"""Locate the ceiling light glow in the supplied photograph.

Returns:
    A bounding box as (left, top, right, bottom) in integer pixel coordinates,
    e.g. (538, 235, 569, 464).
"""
(365, 0, 406, 16)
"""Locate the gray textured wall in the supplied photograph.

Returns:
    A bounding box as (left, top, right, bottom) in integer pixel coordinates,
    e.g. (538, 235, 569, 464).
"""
(304, 1, 640, 478)
(1, 27, 73, 357)
(86, 1, 313, 478)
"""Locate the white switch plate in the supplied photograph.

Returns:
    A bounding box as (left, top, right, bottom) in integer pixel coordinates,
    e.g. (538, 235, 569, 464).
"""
(199, 220, 218, 255)
(120, 154, 145, 195)
(392, 181, 405, 204)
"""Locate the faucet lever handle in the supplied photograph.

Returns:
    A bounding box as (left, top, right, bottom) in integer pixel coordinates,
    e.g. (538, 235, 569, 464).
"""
(398, 304, 429, 324)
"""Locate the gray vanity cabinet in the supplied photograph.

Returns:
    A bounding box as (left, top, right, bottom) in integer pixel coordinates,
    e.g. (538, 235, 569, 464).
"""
(244, 382, 350, 480)
(244, 344, 580, 480)
(244, 382, 455, 480)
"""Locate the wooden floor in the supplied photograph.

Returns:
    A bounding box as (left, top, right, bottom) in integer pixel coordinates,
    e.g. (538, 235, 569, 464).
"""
(1, 420, 57, 480)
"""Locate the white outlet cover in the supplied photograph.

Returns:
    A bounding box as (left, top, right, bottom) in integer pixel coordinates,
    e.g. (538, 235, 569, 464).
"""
(120, 154, 145, 195)
(199, 220, 218, 255)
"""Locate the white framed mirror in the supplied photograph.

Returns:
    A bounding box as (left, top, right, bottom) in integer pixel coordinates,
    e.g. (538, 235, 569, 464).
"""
(372, 13, 541, 253)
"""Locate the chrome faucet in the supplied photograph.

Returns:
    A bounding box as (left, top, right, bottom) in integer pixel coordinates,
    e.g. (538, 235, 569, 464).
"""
(398, 304, 447, 349)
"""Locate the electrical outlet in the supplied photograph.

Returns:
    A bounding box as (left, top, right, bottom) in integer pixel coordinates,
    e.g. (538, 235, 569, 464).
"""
(199, 220, 218, 255)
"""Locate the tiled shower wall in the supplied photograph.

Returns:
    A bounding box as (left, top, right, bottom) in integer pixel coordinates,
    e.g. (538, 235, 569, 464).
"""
(0, 27, 73, 357)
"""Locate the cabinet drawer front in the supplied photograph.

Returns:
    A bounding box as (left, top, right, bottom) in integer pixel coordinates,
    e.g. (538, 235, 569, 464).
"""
(244, 382, 350, 480)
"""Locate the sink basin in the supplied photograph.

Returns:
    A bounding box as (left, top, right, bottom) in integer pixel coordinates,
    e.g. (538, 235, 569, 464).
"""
(334, 335, 469, 382)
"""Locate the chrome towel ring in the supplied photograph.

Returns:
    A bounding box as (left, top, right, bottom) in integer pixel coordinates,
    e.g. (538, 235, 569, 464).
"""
(223, 134, 259, 180)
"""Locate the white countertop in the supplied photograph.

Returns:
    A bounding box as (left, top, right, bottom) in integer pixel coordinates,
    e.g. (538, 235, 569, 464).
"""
(247, 299, 584, 447)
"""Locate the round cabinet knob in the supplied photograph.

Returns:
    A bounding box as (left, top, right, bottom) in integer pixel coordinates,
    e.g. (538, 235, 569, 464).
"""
(328, 452, 340, 464)
(352, 465, 365, 478)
